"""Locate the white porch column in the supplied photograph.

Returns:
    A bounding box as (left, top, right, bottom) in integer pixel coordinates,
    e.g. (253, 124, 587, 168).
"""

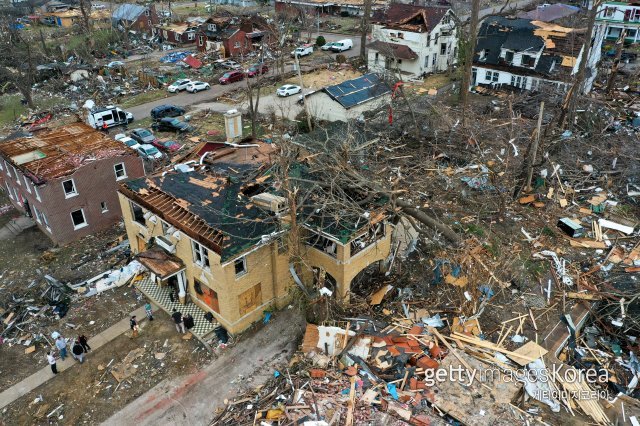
(177, 271, 187, 304)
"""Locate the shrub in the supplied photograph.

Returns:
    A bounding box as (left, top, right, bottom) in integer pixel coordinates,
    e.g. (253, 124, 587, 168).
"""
(336, 54, 347, 64)
(316, 35, 326, 47)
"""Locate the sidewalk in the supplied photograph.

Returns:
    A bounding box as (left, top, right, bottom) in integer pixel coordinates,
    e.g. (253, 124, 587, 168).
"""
(0, 304, 152, 410)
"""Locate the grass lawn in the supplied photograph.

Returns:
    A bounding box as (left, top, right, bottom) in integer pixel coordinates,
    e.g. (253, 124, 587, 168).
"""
(0, 94, 67, 127)
(422, 73, 454, 89)
(120, 90, 172, 108)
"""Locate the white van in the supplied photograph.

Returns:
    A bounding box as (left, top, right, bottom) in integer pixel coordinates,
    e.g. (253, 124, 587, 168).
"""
(87, 106, 134, 129)
(330, 39, 353, 52)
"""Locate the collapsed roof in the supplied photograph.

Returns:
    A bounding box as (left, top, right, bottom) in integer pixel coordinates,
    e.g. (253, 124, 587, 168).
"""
(372, 3, 450, 32)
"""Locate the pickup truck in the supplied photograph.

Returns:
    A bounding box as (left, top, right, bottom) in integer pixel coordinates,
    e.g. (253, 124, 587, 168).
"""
(291, 44, 313, 58)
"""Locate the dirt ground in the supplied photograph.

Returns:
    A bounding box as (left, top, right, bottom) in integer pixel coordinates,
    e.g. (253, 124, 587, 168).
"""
(0, 310, 212, 425)
(0, 190, 144, 390)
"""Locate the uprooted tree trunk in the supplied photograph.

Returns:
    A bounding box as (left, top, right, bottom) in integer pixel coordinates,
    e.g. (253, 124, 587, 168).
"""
(394, 200, 462, 244)
(606, 29, 626, 94)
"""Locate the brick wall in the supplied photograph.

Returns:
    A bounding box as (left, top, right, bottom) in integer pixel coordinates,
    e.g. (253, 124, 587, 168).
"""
(1, 154, 144, 245)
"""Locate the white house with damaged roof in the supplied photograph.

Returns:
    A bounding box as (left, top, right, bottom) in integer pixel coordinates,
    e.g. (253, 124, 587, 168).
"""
(367, 4, 458, 78)
(471, 16, 603, 93)
(305, 73, 392, 122)
(594, 0, 640, 44)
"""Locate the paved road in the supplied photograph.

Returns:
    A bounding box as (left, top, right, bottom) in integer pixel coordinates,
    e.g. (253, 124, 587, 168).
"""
(126, 31, 360, 120)
(102, 309, 305, 426)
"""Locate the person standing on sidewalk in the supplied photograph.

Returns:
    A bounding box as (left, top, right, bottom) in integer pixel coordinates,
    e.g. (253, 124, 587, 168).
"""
(145, 302, 154, 321)
(71, 340, 85, 364)
(55, 336, 67, 360)
(172, 309, 185, 334)
(78, 334, 91, 352)
(130, 315, 139, 338)
(47, 351, 58, 375)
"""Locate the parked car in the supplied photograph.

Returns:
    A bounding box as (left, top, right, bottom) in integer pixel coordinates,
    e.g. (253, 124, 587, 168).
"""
(186, 81, 210, 92)
(120, 136, 141, 151)
(137, 144, 164, 160)
(321, 42, 339, 51)
(219, 70, 244, 84)
(277, 84, 302, 97)
(247, 63, 268, 77)
(152, 139, 182, 152)
(329, 39, 353, 52)
(130, 128, 157, 144)
(167, 79, 193, 93)
(291, 45, 313, 58)
(150, 104, 185, 120)
(151, 117, 192, 132)
(220, 60, 241, 70)
(87, 106, 133, 129)
(114, 133, 127, 141)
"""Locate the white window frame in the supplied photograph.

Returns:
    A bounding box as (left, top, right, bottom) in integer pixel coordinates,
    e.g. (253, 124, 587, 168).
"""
(187, 32, 195, 40)
(5, 161, 11, 177)
(33, 206, 41, 223)
(33, 185, 41, 201)
(234, 256, 247, 277)
(23, 176, 31, 193)
(5, 182, 13, 200)
(14, 167, 20, 185)
(70, 208, 88, 230)
(13, 188, 21, 205)
(208, 23, 216, 31)
(161, 220, 170, 234)
(101, 201, 108, 213)
(41, 211, 51, 231)
(192, 240, 210, 270)
(234, 41, 241, 48)
(0, 160, 3, 171)
(114, 163, 127, 180)
(175, 32, 180, 41)
(145, 8, 150, 16)
(62, 179, 78, 198)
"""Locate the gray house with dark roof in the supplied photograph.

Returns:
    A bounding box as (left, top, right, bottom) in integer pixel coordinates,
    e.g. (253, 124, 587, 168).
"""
(471, 16, 603, 93)
(306, 73, 392, 122)
(112, 3, 158, 34)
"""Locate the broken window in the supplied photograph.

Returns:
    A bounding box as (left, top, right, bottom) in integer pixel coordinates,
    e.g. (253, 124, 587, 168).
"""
(350, 222, 384, 257)
(238, 283, 261, 316)
(604, 7, 614, 17)
(131, 202, 145, 226)
(101, 202, 108, 213)
(440, 43, 446, 55)
(307, 232, 337, 258)
(71, 209, 87, 229)
(522, 55, 535, 67)
(161, 220, 170, 234)
(174, 32, 180, 41)
(375, 52, 379, 64)
(114, 163, 127, 180)
(62, 179, 77, 198)
(192, 241, 210, 269)
(208, 23, 216, 31)
(505, 50, 514, 63)
(426, 33, 430, 45)
(234, 257, 247, 276)
(188, 32, 195, 40)
(199, 35, 205, 45)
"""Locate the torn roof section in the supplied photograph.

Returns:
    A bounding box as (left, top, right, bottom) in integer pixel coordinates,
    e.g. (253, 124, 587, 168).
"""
(0, 122, 133, 184)
(475, 15, 583, 78)
(372, 4, 450, 32)
(120, 163, 281, 262)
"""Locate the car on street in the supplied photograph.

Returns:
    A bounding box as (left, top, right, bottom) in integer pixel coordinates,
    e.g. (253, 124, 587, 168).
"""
(130, 128, 157, 144)
(107, 61, 125, 68)
(114, 133, 127, 141)
(120, 136, 141, 151)
(277, 84, 302, 97)
(152, 139, 182, 152)
(186, 81, 210, 92)
(219, 70, 244, 84)
(150, 104, 185, 120)
(247, 63, 268, 77)
(220, 60, 241, 70)
(291, 44, 313, 58)
(167, 79, 192, 93)
(329, 39, 353, 52)
(151, 117, 192, 132)
(137, 144, 164, 160)
(321, 42, 339, 51)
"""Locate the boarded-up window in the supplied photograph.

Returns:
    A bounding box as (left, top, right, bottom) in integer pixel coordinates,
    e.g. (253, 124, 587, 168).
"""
(238, 283, 261, 316)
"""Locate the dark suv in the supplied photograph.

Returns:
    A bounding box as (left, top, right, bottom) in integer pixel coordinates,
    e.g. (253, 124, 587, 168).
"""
(150, 104, 186, 120)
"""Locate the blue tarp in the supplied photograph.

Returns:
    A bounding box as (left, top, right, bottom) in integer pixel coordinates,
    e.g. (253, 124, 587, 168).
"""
(159, 51, 192, 63)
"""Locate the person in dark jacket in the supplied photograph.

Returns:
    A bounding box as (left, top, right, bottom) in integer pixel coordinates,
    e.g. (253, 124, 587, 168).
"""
(71, 340, 85, 363)
(130, 315, 139, 338)
(78, 334, 91, 352)
(172, 309, 185, 333)
(183, 314, 194, 331)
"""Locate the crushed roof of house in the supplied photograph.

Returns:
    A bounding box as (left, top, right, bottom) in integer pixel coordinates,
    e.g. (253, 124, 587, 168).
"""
(372, 3, 449, 31)
(120, 164, 280, 262)
(321, 73, 391, 109)
(112, 3, 147, 21)
(474, 16, 584, 77)
(367, 40, 418, 59)
(136, 246, 184, 279)
(155, 23, 198, 33)
(518, 3, 580, 22)
(0, 122, 134, 183)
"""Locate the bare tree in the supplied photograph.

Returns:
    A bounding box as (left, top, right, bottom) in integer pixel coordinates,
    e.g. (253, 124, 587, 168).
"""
(360, 0, 373, 63)
(459, 0, 480, 123)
